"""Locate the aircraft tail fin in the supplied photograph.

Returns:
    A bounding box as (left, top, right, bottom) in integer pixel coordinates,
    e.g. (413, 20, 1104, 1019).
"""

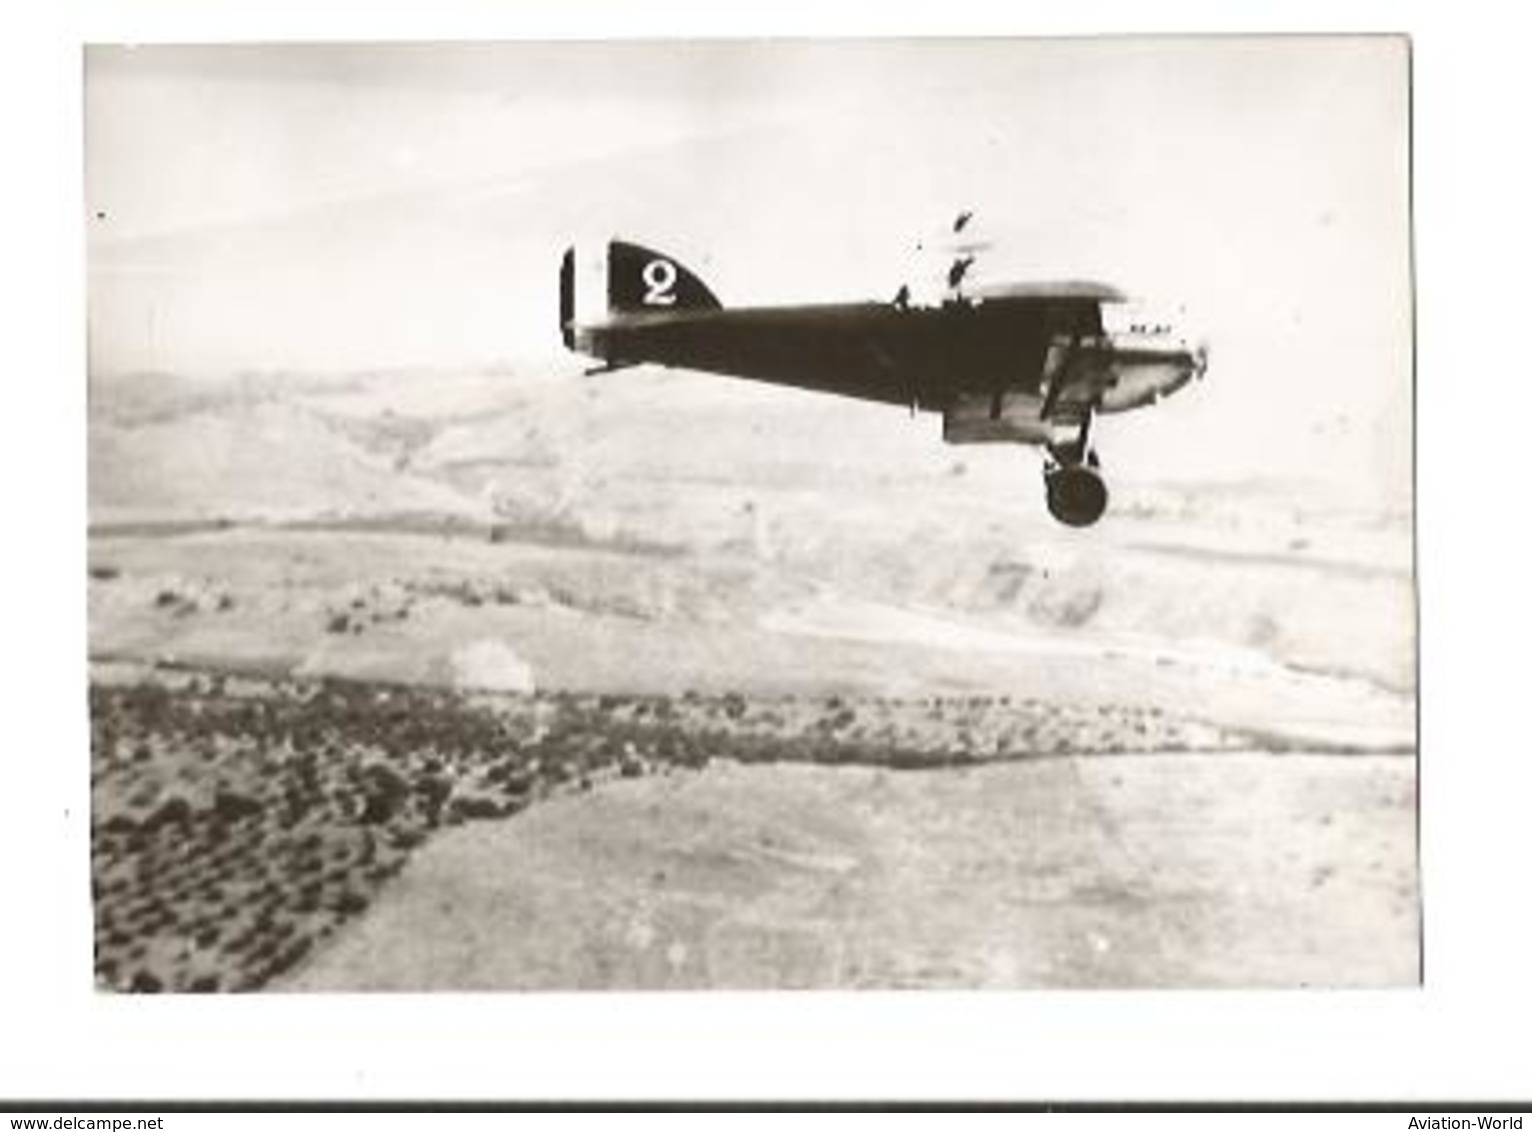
(560, 240, 721, 353)
(606, 240, 722, 316)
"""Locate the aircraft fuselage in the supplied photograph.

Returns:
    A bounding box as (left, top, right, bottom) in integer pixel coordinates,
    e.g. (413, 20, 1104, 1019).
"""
(559, 238, 1207, 526)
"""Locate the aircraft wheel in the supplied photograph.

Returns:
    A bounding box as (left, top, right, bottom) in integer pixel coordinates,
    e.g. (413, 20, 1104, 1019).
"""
(1045, 463, 1108, 527)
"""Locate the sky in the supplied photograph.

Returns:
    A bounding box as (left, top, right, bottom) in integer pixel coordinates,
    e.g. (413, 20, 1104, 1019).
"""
(84, 37, 1412, 497)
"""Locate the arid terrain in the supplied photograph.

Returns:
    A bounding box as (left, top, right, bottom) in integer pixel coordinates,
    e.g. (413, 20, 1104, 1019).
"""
(87, 363, 1417, 990)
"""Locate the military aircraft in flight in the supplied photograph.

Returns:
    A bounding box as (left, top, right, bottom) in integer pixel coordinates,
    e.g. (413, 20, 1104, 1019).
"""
(559, 216, 1206, 526)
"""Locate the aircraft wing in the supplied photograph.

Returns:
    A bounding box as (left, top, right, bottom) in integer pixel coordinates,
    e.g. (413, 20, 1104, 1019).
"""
(971, 280, 1127, 303)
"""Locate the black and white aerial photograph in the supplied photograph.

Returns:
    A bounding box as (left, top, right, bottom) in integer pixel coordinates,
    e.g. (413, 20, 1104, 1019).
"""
(84, 36, 1415, 993)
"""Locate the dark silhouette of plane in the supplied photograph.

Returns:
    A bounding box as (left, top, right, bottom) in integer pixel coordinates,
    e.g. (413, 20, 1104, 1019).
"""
(559, 222, 1206, 526)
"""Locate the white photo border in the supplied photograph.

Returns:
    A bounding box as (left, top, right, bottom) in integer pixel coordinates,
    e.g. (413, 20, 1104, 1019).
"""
(2, 0, 1521, 1104)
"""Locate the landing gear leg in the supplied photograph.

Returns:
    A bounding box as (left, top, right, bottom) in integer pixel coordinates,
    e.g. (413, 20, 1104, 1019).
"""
(1043, 413, 1108, 527)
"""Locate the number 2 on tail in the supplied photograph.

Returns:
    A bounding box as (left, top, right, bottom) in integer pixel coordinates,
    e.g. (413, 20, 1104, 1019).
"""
(642, 259, 678, 306)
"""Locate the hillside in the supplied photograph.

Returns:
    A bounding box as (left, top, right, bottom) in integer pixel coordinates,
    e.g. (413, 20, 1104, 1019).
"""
(86, 363, 1416, 993)
(89, 364, 1415, 696)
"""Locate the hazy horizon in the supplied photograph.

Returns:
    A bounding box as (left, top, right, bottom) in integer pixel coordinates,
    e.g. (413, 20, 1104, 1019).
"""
(85, 37, 1412, 501)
